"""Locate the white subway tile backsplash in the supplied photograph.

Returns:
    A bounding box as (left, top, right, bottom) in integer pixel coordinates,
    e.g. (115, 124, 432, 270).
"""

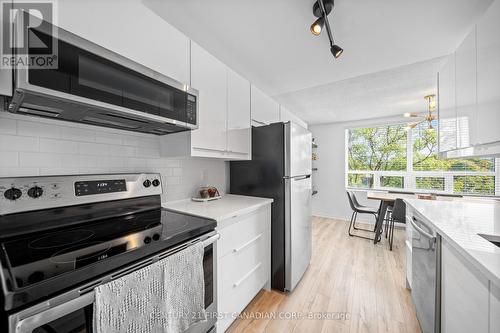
(172, 168, 183, 176)
(61, 154, 98, 168)
(0, 134, 38, 152)
(109, 145, 136, 157)
(17, 121, 61, 139)
(20, 152, 62, 167)
(95, 132, 124, 145)
(0, 113, 227, 201)
(0, 167, 38, 177)
(0, 152, 18, 167)
(61, 127, 95, 142)
(0, 118, 16, 134)
(40, 167, 80, 176)
(78, 142, 109, 156)
(136, 147, 160, 158)
(39, 138, 78, 153)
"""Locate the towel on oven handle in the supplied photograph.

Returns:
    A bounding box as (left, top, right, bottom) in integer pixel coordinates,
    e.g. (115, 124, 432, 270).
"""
(93, 242, 206, 333)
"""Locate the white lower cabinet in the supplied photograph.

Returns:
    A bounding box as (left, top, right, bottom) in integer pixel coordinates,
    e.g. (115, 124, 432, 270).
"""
(441, 239, 489, 333)
(216, 205, 271, 332)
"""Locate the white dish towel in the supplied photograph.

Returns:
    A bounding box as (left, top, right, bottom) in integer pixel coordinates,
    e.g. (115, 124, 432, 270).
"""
(93, 242, 207, 333)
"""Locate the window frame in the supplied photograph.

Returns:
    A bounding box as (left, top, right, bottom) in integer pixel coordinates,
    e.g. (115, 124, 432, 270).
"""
(345, 125, 500, 197)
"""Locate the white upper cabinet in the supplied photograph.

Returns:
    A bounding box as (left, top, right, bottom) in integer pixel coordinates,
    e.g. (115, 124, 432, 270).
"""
(227, 68, 251, 157)
(455, 27, 477, 148)
(280, 105, 308, 129)
(57, 0, 190, 85)
(438, 55, 458, 153)
(190, 42, 227, 153)
(161, 43, 251, 160)
(251, 85, 280, 126)
(476, 0, 500, 145)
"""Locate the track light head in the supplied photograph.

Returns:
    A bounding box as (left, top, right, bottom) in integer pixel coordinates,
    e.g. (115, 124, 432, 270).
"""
(310, 16, 325, 36)
(330, 44, 343, 58)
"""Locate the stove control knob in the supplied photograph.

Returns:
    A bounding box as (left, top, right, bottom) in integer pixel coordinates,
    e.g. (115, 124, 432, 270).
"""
(4, 188, 22, 201)
(143, 180, 151, 188)
(28, 186, 43, 199)
(144, 236, 152, 244)
(152, 179, 160, 187)
(152, 233, 160, 241)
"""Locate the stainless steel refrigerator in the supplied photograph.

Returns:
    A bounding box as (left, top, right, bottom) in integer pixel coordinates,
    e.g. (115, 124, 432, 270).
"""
(230, 122, 312, 291)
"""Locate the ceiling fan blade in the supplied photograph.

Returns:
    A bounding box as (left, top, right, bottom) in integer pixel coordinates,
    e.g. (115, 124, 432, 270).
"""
(403, 112, 422, 118)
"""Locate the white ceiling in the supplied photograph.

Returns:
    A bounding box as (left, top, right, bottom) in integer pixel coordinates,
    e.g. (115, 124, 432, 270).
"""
(145, 0, 493, 124)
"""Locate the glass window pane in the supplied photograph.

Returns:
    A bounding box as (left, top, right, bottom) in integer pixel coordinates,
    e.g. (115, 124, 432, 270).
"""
(380, 176, 404, 188)
(347, 174, 373, 189)
(416, 177, 445, 191)
(453, 176, 495, 195)
(412, 122, 495, 172)
(347, 125, 407, 171)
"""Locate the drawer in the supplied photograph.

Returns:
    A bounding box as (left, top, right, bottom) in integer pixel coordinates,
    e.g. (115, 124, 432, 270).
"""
(218, 253, 268, 332)
(218, 228, 270, 295)
(217, 206, 270, 259)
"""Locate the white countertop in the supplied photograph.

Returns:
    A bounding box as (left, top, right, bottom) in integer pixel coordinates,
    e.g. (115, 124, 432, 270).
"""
(404, 198, 500, 287)
(162, 194, 273, 222)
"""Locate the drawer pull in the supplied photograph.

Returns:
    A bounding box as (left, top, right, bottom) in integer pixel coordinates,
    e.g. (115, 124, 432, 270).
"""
(233, 262, 262, 288)
(233, 233, 262, 253)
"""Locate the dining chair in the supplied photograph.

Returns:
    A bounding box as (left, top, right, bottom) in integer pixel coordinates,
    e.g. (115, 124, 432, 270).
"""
(346, 191, 379, 240)
(386, 198, 406, 251)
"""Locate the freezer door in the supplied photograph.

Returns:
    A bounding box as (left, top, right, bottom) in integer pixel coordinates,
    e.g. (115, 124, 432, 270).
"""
(285, 175, 312, 291)
(285, 122, 312, 177)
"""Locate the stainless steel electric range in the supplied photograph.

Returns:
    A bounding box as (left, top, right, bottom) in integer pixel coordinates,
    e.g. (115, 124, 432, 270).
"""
(0, 173, 218, 333)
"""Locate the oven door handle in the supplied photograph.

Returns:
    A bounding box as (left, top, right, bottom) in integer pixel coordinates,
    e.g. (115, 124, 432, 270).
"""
(13, 292, 95, 333)
(202, 233, 220, 247)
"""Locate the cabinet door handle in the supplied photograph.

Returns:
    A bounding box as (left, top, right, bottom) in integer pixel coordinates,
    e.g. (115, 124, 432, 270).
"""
(233, 262, 262, 287)
(233, 233, 262, 253)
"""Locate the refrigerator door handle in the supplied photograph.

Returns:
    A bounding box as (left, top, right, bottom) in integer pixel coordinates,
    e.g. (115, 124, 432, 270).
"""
(283, 175, 311, 180)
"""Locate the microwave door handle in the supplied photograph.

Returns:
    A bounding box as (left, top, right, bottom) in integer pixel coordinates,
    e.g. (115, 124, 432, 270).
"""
(13, 292, 95, 333)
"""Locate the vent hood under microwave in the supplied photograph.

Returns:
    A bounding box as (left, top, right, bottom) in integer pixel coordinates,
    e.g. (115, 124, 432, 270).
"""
(6, 21, 198, 135)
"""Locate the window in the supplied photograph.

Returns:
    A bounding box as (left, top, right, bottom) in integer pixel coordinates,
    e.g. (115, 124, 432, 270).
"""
(346, 122, 499, 196)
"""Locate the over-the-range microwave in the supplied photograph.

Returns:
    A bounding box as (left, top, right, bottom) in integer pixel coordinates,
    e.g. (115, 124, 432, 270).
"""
(6, 19, 198, 135)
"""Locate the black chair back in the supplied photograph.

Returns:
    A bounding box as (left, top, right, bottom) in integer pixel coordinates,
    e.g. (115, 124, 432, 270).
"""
(391, 198, 406, 223)
(346, 191, 357, 211)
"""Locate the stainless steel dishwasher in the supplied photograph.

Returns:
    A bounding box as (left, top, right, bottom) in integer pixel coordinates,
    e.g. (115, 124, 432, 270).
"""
(410, 215, 441, 333)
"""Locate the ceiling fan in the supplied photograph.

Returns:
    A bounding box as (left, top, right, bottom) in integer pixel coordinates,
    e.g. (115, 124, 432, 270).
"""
(404, 94, 437, 130)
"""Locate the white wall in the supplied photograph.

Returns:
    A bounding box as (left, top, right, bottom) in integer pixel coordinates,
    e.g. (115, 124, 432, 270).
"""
(310, 116, 404, 222)
(0, 111, 228, 202)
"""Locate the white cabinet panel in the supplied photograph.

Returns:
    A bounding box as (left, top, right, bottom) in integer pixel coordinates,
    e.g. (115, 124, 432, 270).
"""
(190, 42, 227, 152)
(57, 0, 190, 84)
(476, 0, 500, 145)
(251, 85, 280, 126)
(227, 69, 251, 157)
(438, 55, 458, 153)
(441, 240, 489, 333)
(455, 28, 477, 148)
(491, 283, 500, 333)
(280, 105, 308, 129)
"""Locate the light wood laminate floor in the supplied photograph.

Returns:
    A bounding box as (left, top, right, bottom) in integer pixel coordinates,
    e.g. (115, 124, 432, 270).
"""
(226, 217, 422, 333)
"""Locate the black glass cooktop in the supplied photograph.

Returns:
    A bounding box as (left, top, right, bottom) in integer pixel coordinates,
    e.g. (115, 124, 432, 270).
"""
(0, 196, 216, 310)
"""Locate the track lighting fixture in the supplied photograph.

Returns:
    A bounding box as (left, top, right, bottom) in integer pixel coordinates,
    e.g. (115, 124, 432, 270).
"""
(330, 43, 343, 58)
(311, 0, 343, 59)
(310, 16, 324, 36)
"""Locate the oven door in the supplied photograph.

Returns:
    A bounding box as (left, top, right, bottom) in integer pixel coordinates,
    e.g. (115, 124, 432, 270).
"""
(9, 233, 218, 333)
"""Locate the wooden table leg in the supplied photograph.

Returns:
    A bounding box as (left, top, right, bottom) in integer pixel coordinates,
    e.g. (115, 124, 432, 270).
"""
(374, 201, 388, 244)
